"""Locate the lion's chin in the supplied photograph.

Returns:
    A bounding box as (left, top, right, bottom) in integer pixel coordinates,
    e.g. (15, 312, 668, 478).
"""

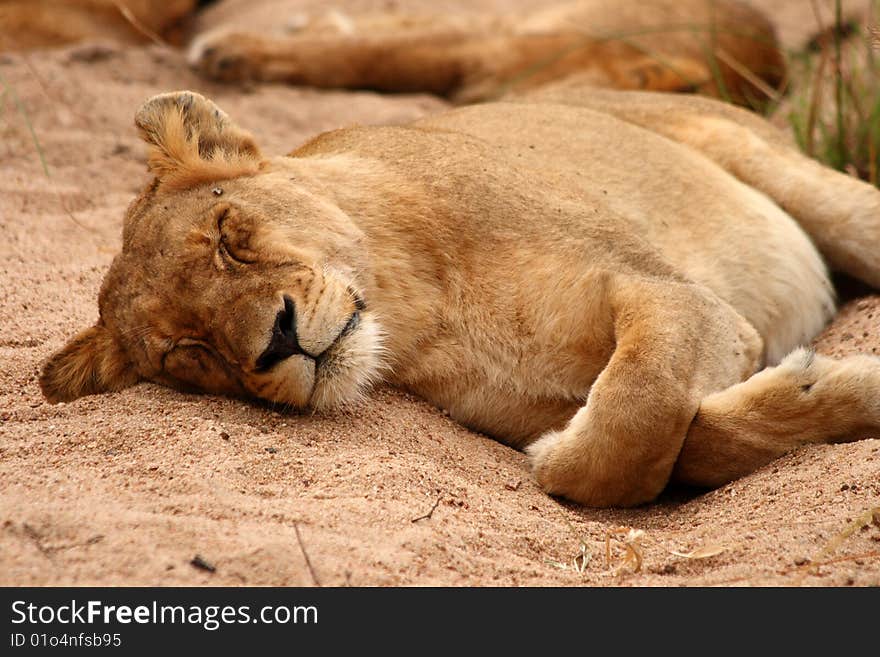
(306, 315, 387, 412)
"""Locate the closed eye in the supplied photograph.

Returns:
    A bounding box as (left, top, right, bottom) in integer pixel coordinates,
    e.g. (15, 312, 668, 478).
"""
(217, 208, 257, 265)
(161, 338, 245, 395)
(160, 338, 218, 371)
(218, 238, 251, 265)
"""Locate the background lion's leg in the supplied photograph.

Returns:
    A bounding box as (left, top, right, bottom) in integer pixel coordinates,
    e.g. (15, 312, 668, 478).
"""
(674, 348, 880, 488)
(187, 28, 659, 101)
(187, 25, 751, 104)
(188, 29, 477, 94)
(526, 278, 763, 507)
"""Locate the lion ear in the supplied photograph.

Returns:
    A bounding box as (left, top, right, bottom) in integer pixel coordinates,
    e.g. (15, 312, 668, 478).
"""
(134, 90, 262, 188)
(39, 325, 139, 404)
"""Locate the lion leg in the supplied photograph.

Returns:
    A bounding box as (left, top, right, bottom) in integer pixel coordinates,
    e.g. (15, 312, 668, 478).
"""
(187, 29, 477, 94)
(614, 100, 880, 289)
(673, 348, 880, 488)
(188, 27, 711, 103)
(515, 89, 880, 288)
(187, 27, 615, 101)
(526, 278, 763, 507)
(669, 117, 880, 290)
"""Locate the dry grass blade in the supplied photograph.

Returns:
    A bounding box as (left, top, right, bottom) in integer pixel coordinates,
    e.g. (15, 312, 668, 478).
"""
(793, 506, 880, 584)
(542, 539, 591, 575)
(604, 527, 617, 567)
(870, 134, 878, 185)
(833, 0, 847, 169)
(618, 529, 645, 574)
(805, 45, 830, 156)
(112, 1, 169, 48)
(713, 48, 782, 103)
(573, 542, 592, 573)
(702, 2, 731, 103)
(605, 526, 645, 575)
(667, 544, 727, 559)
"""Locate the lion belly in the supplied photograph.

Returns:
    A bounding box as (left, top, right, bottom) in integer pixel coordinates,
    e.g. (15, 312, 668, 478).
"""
(413, 102, 836, 363)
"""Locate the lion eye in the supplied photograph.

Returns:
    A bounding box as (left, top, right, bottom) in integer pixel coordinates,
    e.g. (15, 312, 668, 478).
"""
(162, 341, 243, 395)
(217, 208, 257, 265)
(218, 237, 252, 265)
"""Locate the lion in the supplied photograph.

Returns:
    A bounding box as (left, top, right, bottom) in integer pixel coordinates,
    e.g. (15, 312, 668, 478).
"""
(0, 0, 196, 51)
(188, 0, 784, 106)
(39, 87, 880, 507)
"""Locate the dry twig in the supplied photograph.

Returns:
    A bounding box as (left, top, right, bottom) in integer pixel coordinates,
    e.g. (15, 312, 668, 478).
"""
(411, 496, 443, 523)
(294, 521, 321, 586)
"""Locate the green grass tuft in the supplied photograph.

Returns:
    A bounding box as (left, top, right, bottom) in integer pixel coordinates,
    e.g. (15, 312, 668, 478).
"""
(787, 0, 880, 186)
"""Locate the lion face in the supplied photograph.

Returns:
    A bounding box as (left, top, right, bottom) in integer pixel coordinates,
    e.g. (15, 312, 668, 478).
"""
(40, 91, 384, 409)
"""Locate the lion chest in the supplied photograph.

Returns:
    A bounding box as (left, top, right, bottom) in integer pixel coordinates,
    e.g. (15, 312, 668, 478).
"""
(383, 280, 615, 446)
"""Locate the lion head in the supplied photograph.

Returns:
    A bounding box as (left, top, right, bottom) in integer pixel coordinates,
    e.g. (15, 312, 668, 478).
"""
(40, 91, 385, 410)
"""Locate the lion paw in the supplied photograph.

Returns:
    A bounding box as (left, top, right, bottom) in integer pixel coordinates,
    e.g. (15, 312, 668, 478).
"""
(525, 426, 660, 507)
(187, 31, 263, 82)
(524, 429, 567, 494)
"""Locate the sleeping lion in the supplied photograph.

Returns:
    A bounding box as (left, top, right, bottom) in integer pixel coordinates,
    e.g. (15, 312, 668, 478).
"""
(0, 0, 196, 51)
(189, 0, 784, 106)
(40, 88, 880, 507)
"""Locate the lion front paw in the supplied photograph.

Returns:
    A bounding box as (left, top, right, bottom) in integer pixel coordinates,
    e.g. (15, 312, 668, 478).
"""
(525, 429, 568, 494)
(525, 426, 664, 508)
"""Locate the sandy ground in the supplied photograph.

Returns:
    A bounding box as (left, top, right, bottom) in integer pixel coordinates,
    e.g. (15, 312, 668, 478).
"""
(2, 6, 880, 587)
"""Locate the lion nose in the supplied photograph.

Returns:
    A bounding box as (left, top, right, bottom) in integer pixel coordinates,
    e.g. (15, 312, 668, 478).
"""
(277, 295, 299, 347)
(255, 296, 359, 372)
(255, 295, 307, 372)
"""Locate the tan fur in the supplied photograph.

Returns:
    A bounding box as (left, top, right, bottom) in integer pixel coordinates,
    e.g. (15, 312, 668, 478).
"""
(40, 89, 880, 507)
(0, 0, 196, 51)
(39, 324, 138, 402)
(188, 0, 785, 107)
(134, 93, 263, 190)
